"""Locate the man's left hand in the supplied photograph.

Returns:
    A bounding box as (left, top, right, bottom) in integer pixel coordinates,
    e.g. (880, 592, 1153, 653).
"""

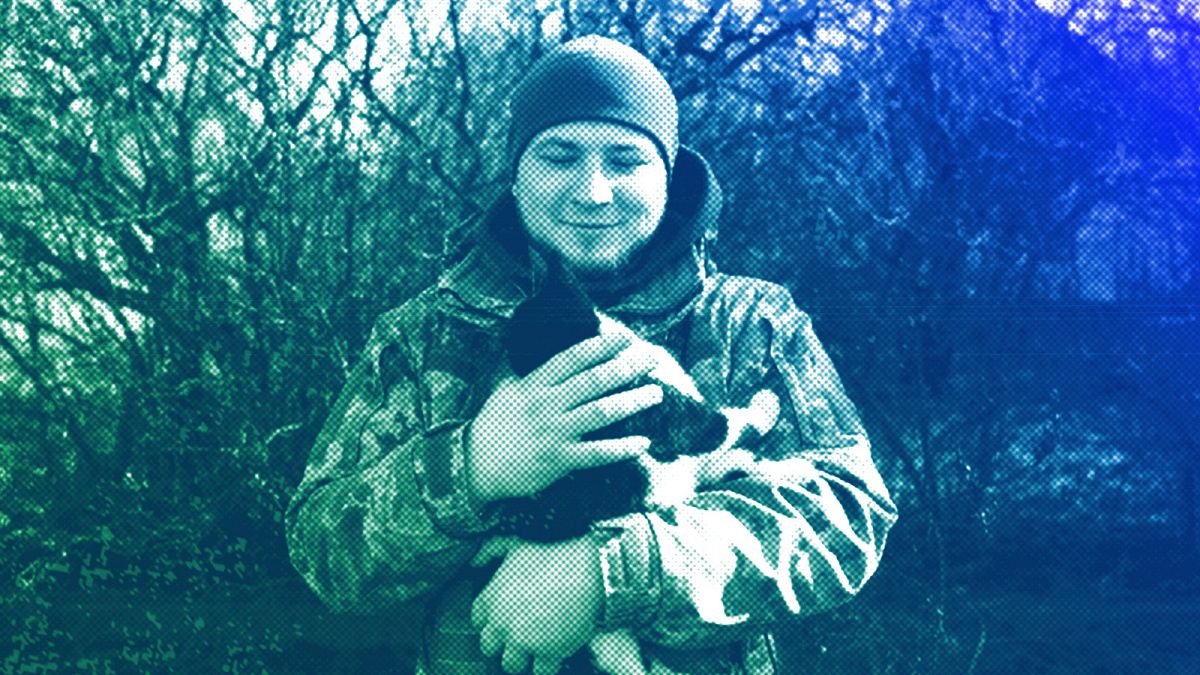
(471, 537, 604, 675)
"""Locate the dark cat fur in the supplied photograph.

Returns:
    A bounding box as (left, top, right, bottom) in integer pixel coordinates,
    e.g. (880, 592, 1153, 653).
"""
(494, 261, 761, 542)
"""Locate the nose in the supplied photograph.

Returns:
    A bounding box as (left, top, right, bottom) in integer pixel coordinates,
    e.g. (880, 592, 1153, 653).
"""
(571, 163, 614, 206)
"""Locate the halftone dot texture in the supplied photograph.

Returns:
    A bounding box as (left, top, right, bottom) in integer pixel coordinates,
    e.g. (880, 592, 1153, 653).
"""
(3, 1, 1199, 674)
(507, 35, 679, 180)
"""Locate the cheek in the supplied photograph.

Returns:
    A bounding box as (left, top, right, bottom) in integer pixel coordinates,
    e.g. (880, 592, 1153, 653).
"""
(514, 186, 560, 239)
(514, 163, 568, 207)
(626, 205, 664, 247)
(624, 181, 668, 230)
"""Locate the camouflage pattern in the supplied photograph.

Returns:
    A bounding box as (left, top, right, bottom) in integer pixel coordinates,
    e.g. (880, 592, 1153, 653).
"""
(286, 153, 897, 674)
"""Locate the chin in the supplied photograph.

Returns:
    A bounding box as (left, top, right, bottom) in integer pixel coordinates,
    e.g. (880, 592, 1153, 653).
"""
(563, 252, 632, 278)
(568, 263, 623, 281)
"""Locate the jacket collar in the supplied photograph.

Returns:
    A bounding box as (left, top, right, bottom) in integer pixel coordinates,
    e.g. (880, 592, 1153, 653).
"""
(436, 146, 722, 329)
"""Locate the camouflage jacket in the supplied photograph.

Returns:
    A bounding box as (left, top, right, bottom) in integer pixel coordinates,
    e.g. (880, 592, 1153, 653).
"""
(285, 148, 897, 674)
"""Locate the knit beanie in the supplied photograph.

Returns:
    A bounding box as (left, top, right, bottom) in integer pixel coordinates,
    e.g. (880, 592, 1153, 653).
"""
(506, 35, 679, 179)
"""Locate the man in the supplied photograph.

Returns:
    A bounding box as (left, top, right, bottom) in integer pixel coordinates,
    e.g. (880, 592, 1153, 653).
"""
(286, 35, 897, 674)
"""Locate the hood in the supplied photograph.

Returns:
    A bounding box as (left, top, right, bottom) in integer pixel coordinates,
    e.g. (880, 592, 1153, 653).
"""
(436, 145, 722, 327)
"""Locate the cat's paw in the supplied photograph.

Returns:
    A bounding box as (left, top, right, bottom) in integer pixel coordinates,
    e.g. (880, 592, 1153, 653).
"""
(718, 388, 780, 452)
(746, 389, 780, 436)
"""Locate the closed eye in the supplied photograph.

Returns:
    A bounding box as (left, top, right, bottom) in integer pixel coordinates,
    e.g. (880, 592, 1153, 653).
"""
(540, 154, 578, 166)
(610, 157, 649, 171)
(534, 152, 650, 171)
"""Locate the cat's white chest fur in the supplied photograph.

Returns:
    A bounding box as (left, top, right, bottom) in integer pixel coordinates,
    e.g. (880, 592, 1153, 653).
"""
(637, 446, 757, 509)
(478, 311, 781, 675)
(596, 311, 779, 510)
(636, 391, 777, 510)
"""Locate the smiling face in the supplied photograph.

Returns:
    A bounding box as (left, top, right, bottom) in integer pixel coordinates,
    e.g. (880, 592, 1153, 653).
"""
(513, 121, 669, 278)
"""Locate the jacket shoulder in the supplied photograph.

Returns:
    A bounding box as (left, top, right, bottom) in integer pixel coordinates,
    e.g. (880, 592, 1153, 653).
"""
(705, 273, 812, 327)
(708, 272, 785, 298)
(353, 287, 445, 389)
(370, 287, 440, 339)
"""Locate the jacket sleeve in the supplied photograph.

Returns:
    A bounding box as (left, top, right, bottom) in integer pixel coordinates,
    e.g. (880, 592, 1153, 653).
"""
(591, 280, 898, 648)
(284, 300, 495, 614)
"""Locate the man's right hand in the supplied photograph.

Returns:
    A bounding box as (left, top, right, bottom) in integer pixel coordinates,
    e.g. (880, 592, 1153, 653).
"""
(467, 332, 663, 502)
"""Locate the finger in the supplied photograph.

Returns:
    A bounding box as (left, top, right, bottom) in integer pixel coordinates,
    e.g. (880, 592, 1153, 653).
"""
(566, 436, 652, 471)
(471, 536, 519, 568)
(471, 546, 500, 568)
(479, 623, 505, 658)
(563, 383, 663, 436)
(502, 644, 530, 674)
(528, 332, 631, 387)
(471, 592, 488, 629)
(532, 654, 564, 675)
(555, 347, 656, 406)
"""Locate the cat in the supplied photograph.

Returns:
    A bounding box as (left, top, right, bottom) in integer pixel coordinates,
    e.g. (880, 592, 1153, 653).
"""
(470, 258, 779, 675)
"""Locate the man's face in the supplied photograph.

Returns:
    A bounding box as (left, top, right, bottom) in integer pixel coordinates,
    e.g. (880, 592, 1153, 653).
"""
(513, 121, 669, 277)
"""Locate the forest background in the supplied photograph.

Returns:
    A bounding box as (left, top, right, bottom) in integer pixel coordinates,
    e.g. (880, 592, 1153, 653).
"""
(1, 0, 1197, 672)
